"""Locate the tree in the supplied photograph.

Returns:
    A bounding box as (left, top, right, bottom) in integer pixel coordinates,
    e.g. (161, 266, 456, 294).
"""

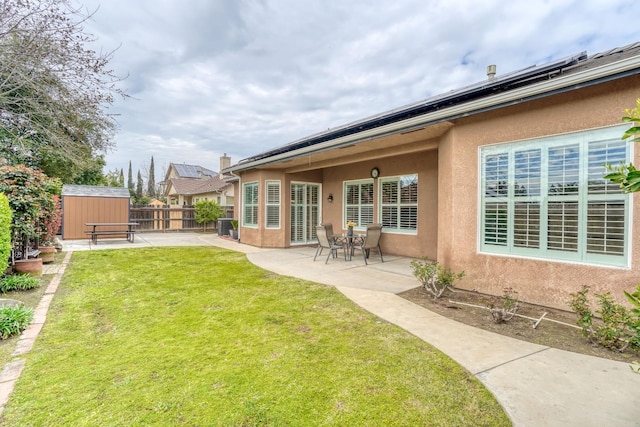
(119, 168, 124, 186)
(147, 156, 156, 198)
(72, 155, 106, 185)
(0, 0, 127, 177)
(605, 99, 640, 192)
(104, 168, 123, 187)
(136, 170, 143, 200)
(194, 200, 224, 232)
(127, 161, 134, 194)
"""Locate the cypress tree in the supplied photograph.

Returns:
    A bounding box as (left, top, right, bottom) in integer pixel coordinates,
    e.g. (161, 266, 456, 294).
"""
(127, 161, 134, 192)
(147, 156, 156, 197)
(136, 170, 143, 199)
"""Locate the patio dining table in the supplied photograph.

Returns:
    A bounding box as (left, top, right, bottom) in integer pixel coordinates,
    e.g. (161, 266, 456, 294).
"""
(336, 233, 365, 261)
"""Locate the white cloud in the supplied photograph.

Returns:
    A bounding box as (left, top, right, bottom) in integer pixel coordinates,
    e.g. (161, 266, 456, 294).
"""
(78, 0, 640, 177)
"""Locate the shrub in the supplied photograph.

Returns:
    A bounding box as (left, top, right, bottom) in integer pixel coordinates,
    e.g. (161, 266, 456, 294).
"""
(568, 285, 640, 352)
(568, 285, 593, 337)
(0, 193, 11, 273)
(0, 275, 41, 293)
(410, 258, 465, 299)
(488, 287, 520, 323)
(0, 305, 33, 339)
(194, 200, 224, 232)
(40, 195, 62, 245)
(0, 165, 53, 240)
(624, 286, 640, 350)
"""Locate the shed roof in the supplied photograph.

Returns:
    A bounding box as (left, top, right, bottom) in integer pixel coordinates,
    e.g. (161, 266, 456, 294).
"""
(62, 185, 131, 198)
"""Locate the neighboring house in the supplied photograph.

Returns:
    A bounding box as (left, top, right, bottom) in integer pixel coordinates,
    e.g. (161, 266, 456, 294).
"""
(223, 41, 640, 309)
(164, 155, 234, 206)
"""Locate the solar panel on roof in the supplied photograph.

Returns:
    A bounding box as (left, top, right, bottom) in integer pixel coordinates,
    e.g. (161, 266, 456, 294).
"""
(173, 164, 216, 178)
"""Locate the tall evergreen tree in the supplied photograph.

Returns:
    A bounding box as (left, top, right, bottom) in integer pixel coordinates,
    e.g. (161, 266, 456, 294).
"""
(147, 156, 156, 197)
(119, 168, 124, 187)
(127, 161, 133, 192)
(136, 170, 143, 200)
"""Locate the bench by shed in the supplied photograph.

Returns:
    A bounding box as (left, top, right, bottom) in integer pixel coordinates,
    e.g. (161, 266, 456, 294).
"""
(62, 185, 131, 240)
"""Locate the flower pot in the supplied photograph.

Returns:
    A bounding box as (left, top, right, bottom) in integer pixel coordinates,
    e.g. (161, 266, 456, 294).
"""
(39, 246, 56, 264)
(13, 258, 43, 277)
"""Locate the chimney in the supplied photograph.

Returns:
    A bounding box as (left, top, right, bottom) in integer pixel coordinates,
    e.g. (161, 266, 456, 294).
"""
(219, 153, 231, 174)
(487, 64, 496, 80)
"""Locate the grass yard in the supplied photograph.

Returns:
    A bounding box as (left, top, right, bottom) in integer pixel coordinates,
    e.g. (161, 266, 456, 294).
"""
(1, 247, 509, 426)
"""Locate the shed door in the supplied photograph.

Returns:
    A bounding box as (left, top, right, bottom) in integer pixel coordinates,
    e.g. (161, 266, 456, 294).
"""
(290, 183, 319, 244)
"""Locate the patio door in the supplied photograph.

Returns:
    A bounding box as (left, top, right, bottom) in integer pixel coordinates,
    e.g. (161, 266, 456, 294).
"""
(290, 183, 320, 244)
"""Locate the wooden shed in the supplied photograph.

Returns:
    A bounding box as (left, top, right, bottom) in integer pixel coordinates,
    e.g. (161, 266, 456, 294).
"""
(61, 185, 131, 240)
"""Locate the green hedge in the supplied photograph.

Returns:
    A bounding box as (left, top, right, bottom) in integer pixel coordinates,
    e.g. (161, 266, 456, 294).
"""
(0, 194, 11, 274)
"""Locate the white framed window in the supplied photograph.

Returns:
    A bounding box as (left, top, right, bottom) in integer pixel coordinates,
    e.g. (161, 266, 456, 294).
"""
(480, 125, 630, 267)
(380, 174, 418, 233)
(344, 180, 374, 230)
(265, 180, 281, 229)
(243, 182, 259, 227)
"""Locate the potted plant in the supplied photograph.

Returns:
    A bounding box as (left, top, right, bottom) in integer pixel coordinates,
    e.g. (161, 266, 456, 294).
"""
(230, 220, 239, 240)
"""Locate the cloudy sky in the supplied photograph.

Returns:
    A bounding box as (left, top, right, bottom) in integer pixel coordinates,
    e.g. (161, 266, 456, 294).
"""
(79, 0, 640, 179)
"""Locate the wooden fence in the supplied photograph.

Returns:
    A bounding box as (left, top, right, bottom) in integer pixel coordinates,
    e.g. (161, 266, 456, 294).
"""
(129, 205, 234, 232)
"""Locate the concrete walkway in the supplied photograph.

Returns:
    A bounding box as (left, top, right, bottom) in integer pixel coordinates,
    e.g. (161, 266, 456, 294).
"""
(15, 233, 640, 425)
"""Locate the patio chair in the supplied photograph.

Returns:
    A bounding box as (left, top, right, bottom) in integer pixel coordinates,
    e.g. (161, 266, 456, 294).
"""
(314, 225, 346, 264)
(321, 222, 339, 243)
(351, 223, 384, 265)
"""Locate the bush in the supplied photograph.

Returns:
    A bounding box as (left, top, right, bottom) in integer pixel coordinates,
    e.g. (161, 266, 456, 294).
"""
(624, 286, 640, 350)
(0, 275, 41, 293)
(568, 285, 640, 352)
(40, 195, 62, 245)
(488, 287, 520, 323)
(0, 305, 33, 339)
(410, 258, 465, 299)
(0, 165, 53, 240)
(0, 193, 11, 273)
(194, 200, 224, 231)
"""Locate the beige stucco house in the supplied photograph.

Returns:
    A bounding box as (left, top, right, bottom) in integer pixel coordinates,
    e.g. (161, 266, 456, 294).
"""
(164, 156, 234, 206)
(224, 42, 640, 309)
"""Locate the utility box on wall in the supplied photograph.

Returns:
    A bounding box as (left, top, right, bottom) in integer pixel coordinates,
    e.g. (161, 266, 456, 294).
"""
(61, 185, 131, 240)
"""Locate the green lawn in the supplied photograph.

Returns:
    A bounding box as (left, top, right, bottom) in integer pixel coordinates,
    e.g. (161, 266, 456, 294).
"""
(1, 247, 509, 426)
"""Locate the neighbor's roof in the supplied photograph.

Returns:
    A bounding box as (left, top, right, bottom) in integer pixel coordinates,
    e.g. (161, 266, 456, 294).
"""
(226, 41, 640, 173)
(62, 185, 130, 198)
(167, 175, 229, 196)
(171, 163, 216, 178)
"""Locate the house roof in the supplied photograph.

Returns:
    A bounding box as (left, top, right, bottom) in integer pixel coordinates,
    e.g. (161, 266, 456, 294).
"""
(167, 175, 229, 196)
(170, 163, 216, 178)
(226, 41, 640, 173)
(62, 185, 130, 198)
